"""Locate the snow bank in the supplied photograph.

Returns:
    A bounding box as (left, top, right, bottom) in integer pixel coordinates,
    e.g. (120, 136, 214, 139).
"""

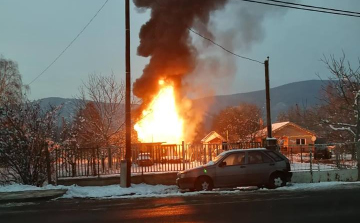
(2, 181, 360, 199)
(0, 183, 66, 192)
(62, 184, 180, 199)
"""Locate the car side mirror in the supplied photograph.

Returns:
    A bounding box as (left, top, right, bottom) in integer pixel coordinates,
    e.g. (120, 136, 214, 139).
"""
(219, 161, 227, 167)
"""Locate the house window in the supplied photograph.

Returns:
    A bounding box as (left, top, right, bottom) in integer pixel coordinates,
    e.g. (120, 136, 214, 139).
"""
(296, 138, 306, 145)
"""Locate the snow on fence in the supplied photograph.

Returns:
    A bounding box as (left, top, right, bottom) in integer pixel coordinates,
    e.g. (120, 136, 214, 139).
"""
(54, 142, 358, 179)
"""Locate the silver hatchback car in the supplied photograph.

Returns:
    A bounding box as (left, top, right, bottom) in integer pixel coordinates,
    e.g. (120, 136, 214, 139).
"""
(176, 148, 292, 191)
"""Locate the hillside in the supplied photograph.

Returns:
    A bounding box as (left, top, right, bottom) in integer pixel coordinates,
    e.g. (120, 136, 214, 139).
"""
(37, 80, 328, 127)
(36, 97, 79, 122)
(194, 80, 328, 128)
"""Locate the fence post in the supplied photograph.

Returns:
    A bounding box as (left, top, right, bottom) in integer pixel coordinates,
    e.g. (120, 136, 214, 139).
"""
(182, 141, 185, 170)
(309, 146, 313, 183)
(55, 148, 58, 185)
(208, 145, 212, 162)
(203, 146, 206, 164)
(97, 147, 100, 178)
(45, 143, 52, 184)
(92, 148, 97, 176)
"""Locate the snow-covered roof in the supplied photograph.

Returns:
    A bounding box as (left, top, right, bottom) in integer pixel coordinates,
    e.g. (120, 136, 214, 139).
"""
(254, 121, 316, 138)
(201, 131, 226, 143)
(254, 122, 289, 137)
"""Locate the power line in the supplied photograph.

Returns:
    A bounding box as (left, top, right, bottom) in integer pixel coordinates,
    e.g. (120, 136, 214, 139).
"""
(241, 0, 360, 18)
(188, 28, 264, 65)
(28, 0, 109, 85)
(265, 0, 360, 15)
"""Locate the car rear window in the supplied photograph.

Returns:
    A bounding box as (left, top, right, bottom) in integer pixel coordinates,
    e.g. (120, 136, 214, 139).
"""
(264, 151, 284, 162)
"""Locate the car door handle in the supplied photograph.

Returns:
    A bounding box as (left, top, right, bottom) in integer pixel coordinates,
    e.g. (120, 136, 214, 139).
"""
(269, 163, 275, 166)
(240, 166, 246, 168)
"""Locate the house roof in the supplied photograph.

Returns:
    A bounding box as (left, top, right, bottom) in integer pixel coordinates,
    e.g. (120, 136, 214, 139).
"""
(201, 131, 226, 143)
(254, 121, 316, 138)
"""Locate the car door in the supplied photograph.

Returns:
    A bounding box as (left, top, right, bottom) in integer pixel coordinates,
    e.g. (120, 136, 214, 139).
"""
(215, 152, 246, 188)
(245, 151, 276, 185)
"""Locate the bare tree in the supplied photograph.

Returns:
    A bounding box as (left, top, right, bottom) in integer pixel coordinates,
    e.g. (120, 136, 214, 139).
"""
(0, 56, 26, 105)
(319, 53, 360, 179)
(0, 101, 59, 186)
(75, 73, 125, 167)
(277, 104, 327, 138)
(212, 103, 263, 142)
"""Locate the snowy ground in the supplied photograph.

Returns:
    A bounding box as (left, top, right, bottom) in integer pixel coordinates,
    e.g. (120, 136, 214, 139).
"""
(2, 182, 360, 200)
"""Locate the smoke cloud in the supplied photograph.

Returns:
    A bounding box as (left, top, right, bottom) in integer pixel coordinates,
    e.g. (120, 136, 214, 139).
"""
(133, 0, 228, 108)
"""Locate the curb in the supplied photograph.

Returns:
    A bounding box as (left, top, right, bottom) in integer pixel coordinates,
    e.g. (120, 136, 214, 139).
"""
(0, 189, 68, 203)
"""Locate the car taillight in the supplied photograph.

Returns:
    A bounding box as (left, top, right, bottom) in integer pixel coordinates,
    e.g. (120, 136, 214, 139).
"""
(286, 161, 290, 171)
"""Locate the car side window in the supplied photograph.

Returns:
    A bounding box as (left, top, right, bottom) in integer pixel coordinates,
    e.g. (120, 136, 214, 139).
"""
(222, 153, 245, 166)
(261, 152, 273, 163)
(248, 152, 263, 164)
(248, 151, 272, 164)
(265, 151, 283, 162)
(248, 151, 273, 164)
(236, 153, 246, 165)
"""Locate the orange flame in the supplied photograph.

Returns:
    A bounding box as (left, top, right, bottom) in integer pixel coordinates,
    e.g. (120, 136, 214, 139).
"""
(134, 81, 184, 144)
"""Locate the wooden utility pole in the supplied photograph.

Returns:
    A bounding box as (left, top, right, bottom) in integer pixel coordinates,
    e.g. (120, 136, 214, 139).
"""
(265, 57, 272, 138)
(124, 0, 131, 187)
(356, 95, 360, 180)
(264, 57, 277, 150)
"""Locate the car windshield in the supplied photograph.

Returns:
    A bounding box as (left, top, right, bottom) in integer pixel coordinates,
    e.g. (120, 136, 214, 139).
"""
(210, 153, 225, 164)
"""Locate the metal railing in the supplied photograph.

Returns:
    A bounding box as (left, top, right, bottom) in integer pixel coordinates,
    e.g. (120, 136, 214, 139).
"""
(54, 142, 261, 179)
(280, 143, 358, 172)
(54, 142, 358, 179)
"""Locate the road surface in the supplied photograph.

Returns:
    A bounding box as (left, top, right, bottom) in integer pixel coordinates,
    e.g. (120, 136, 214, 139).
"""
(1, 184, 360, 223)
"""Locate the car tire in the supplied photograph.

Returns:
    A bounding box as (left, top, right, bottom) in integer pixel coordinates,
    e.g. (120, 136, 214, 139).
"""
(195, 176, 214, 191)
(267, 173, 286, 189)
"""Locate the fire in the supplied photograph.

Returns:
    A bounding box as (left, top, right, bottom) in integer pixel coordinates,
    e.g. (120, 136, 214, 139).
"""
(134, 81, 184, 144)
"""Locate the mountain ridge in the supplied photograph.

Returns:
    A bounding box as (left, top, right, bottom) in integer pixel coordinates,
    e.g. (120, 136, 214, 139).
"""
(37, 80, 329, 127)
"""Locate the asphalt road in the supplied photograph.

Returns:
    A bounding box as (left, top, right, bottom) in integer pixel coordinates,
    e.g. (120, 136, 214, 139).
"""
(1, 184, 360, 223)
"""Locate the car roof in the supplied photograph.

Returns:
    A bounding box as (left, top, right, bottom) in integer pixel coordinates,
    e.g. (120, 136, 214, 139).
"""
(222, 148, 267, 155)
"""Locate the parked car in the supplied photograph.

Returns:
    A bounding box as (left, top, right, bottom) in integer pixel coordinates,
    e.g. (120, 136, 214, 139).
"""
(136, 153, 154, 166)
(176, 148, 292, 191)
(160, 155, 182, 164)
(314, 145, 332, 160)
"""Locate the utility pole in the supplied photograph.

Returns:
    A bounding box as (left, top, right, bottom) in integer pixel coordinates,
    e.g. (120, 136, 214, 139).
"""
(264, 57, 277, 150)
(121, 0, 131, 187)
(355, 94, 360, 181)
(265, 57, 272, 138)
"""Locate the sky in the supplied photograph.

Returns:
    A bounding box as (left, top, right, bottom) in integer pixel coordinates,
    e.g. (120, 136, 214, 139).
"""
(0, 0, 359, 100)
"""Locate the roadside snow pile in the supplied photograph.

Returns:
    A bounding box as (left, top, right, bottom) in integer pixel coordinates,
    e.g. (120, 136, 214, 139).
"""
(0, 183, 66, 192)
(63, 184, 180, 199)
(2, 181, 360, 199)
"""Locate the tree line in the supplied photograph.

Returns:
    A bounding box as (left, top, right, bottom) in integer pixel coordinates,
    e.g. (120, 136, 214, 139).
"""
(0, 56, 130, 186)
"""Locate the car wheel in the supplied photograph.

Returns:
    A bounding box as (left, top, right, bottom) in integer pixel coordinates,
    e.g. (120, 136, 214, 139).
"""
(195, 176, 214, 191)
(267, 173, 286, 189)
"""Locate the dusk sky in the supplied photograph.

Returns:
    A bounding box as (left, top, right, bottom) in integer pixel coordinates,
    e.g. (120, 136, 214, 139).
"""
(0, 0, 359, 100)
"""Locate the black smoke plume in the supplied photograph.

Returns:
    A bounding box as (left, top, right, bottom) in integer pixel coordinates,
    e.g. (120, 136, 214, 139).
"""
(133, 0, 228, 112)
